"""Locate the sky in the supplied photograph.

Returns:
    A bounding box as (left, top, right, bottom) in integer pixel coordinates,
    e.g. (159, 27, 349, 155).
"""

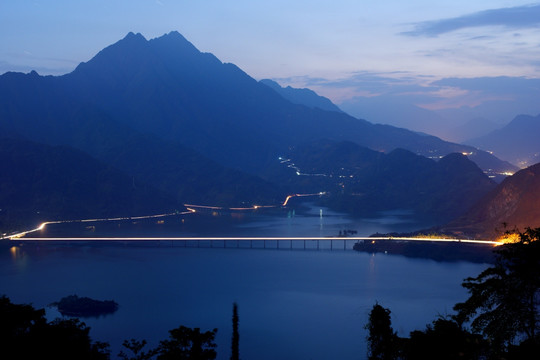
(2, 0, 540, 125)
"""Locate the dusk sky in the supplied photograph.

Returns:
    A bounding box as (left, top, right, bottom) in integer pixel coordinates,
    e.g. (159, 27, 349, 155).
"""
(2, 0, 540, 114)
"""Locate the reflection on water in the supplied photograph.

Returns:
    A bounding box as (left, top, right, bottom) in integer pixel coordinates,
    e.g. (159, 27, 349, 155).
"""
(8, 246, 28, 272)
(9, 246, 20, 260)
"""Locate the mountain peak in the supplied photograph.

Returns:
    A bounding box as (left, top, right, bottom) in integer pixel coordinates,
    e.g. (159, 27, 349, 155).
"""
(164, 30, 184, 39)
(150, 31, 199, 54)
(123, 32, 147, 42)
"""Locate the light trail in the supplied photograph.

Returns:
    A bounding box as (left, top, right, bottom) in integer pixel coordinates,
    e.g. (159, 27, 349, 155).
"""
(4, 209, 195, 240)
(183, 204, 223, 210)
(3, 191, 325, 240)
(12, 236, 501, 245)
(282, 192, 326, 206)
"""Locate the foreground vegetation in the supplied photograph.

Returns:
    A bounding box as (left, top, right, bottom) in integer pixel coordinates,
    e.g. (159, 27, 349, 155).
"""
(366, 227, 540, 359)
(0, 295, 220, 360)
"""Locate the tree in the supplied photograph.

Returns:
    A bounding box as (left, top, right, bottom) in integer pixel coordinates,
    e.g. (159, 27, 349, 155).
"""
(230, 302, 239, 360)
(454, 227, 540, 354)
(157, 326, 217, 360)
(366, 303, 399, 360)
(41, 318, 110, 360)
(118, 339, 158, 360)
(405, 317, 487, 359)
(0, 295, 110, 360)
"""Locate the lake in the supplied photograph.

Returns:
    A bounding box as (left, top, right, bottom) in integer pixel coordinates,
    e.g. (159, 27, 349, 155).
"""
(1, 205, 489, 359)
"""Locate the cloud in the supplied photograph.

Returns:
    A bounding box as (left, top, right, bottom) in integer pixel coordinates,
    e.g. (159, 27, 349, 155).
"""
(403, 4, 540, 37)
(273, 72, 438, 102)
(432, 76, 540, 95)
(277, 72, 540, 116)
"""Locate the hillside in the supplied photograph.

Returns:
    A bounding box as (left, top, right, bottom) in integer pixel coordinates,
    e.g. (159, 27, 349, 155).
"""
(0, 138, 179, 233)
(0, 70, 283, 209)
(263, 140, 496, 222)
(440, 162, 540, 239)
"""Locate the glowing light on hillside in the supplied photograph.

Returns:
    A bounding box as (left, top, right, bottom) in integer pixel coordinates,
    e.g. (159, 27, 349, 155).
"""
(494, 233, 520, 246)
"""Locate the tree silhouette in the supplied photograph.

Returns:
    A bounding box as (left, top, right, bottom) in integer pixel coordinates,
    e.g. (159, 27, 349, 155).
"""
(366, 303, 399, 360)
(0, 295, 110, 360)
(230, 302, 239, 360)
(118, 339, 157, 360)
(454, 227, 540, 355)
(157, 326, 217, 360)
(405, 317, 487, 359)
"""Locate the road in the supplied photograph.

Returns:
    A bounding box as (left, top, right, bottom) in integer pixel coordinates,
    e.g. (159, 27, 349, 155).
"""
(3, 192, 500, 245)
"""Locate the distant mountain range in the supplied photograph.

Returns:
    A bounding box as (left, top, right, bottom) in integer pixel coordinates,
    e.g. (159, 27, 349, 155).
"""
(441, 162, 540, 239)
(466, 114, 540, 168)
(338, 76, 540, 144)
(0, 31, 521, 231)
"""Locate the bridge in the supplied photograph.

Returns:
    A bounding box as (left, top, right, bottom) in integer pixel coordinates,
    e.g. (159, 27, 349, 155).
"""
(9, 236, 502, 252)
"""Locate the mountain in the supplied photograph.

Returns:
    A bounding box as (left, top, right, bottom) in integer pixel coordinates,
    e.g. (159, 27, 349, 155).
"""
(0, 138, 178, 233)
(466, 114, 540, 168)
(0, 66, 283, 208)
(0, 31, 516, 225)
(263, 140, 497, 222)
(441, 162, 540, 239)
(259, 79, 343, 113)
(448, 117, 501, 143)
(339, 95, 451, 138)
(24, 31, 512, 176)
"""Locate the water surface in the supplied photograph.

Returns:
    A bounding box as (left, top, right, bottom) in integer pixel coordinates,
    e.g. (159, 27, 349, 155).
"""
(1, 244, 486, 359)
(1, 206, 486, 359)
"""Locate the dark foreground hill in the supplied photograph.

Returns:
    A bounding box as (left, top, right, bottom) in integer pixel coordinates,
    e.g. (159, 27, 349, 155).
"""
(440, 162, 540, 239)
(264, 140, 497, 222)
(0, 138, 179, 233)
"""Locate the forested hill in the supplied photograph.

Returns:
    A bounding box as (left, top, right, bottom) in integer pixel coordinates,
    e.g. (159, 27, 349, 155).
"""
(263, 140, 497, 222)
(441, 162, 540, 238)
(0, 138, 179, 232)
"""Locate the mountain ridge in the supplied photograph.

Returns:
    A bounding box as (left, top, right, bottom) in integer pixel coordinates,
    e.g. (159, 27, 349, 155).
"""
(63, 31, 515, 176)
(0, 137, 179, 233)
(260, 79, 343, 113)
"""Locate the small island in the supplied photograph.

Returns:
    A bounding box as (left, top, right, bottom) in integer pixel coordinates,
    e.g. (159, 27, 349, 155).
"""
(51, 295, 118, 317)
